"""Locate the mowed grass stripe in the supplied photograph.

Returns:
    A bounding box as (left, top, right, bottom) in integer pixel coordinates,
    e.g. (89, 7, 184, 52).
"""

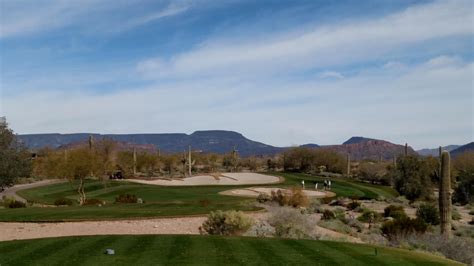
(165, 234, 194, 264)
(282, 239, 344, 265)
(244, 237, 290, 265)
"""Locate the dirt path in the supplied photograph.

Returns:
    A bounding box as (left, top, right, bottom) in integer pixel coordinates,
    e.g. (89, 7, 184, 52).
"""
(0, 213, 362, 243)
(0, 179, 65, 202)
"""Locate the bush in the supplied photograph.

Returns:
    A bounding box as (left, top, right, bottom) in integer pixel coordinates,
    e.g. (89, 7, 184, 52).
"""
(308, 199, 323, 213)
(83, 198, 105, 206)
(288, 187, 309, 208)
(384, 205, 407, 220)
(358, 210, 382, 223)
(270, 187, 309, 208)
(54, 198, 73, 206)
(381, 217, 428, 242)
(201, 210, 253, 236)
(268, 207, 317, 239)
(256, 193, 271, 203)
(6, 200, 26, 208)
(416, 203, 440, 225)
(322, 209, 336, 220)
(451, 208, 461, 221)
(115, 194, 138, 204)
(347, 201, 361, 210)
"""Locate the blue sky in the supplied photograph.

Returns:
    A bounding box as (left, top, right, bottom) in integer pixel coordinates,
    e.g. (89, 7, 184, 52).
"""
(0, 0, 472, 149)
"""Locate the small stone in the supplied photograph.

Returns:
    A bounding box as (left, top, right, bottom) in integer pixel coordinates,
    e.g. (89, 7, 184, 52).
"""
(105, 249, 115, 255)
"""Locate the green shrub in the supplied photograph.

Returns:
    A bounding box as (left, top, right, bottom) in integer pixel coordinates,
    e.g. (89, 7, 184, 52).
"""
(358, 210, 382, 223)
(270, 187, 309, 208)
(201, 210, 253, 236)
(381, 217, 428, 241)
(83, 198, 105, 206)
(347, 201, 361, 210)
(322, 209, 336, 220)
(115, 194, 138, 204)
(384, 205, 407, 220)
(451, 208, 461, 221)
(6, 200, 26, 208)
(333, 207, 347, 222)
(54, 198, 73, 206)
(416, 203, 440, 225)
(271, 189, 289, 206)
(256, 193, 271, 203)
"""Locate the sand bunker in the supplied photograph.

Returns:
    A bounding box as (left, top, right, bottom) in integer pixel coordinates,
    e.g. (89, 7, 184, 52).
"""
(127, 173, 281, 186)
(220, 187, 336, 198)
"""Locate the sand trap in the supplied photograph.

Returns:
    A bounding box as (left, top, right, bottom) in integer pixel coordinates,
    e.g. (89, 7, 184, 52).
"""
(220, 187, 336, 198)
(127, 173, 281, 186)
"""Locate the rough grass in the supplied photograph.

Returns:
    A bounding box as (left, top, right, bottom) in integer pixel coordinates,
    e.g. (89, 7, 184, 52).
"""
(0, 235, 461, 266)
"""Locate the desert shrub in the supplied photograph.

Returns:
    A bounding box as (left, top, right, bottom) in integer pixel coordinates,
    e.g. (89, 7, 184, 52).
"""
(451, 208, 461, 221)
(270, 188, 309, 208)
(403, 233, 474, 264)
(201, 210, 253, 236)
(54, 198, 73, 206)
(83, 198, 105, 206)
(329, 198, 346, 207)
(288, 187, 309, 207)
(416, 203, 440, 225)
(468, 210, 474, 215)
(268, 207, 316, 239)
(256, 193, 271, 203)
(384, 205, 407, 220)
(318, 219, 354, 235)
(115, 194, 138, 204)
(333, 207, 347, 222)
(358, 210, 382, 223)
(6, 200, 26, 208)
(244, 221, 275, 238)
(322, 209, 336, 220)
(271, 189, 290, 206)
(381, 217, 428, 242)
(347, 201, 361, 210)
(347, 218, 364, 232)
(308, 199, 323, 213)
(454, 225, 474, 238)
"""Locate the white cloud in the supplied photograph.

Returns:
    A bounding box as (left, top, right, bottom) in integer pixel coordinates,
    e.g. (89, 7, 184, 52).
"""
(3, 56, 473, 149)
(319, 71, 344, 79)
(137, 0, 473, 79)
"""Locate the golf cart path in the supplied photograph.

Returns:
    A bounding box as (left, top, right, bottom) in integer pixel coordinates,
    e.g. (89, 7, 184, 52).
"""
(0, 179, 65, 202)
(0, 213, 362, 243)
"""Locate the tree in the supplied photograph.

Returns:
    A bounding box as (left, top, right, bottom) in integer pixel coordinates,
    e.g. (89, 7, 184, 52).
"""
(0, 121, 31, 190)
(394, 156, 433, 201)
(452, 152, 474, 205)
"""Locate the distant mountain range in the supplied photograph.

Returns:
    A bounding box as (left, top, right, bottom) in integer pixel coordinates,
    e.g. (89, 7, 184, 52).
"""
(451, 142, 474, 157)
(416, 145, 461, 157)
(17, 131, 471, 159)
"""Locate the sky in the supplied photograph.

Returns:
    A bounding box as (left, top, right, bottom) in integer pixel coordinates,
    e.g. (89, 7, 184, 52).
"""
(0, 0, 472, 149)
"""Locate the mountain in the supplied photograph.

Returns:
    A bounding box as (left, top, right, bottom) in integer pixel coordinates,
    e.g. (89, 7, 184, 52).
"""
(343, 136, 377, 145)
(417, 145, 460, 157)
(325, 137, 416, 161)
(18, 130, 283, 157)
(299, 143, 320, 148)
(451, 142, 474, 157)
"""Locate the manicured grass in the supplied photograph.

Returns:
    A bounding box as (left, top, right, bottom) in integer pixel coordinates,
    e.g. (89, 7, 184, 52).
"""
(0, 172, 398, 221)
(0, 235, 459, 266)
(272, 172, 398, 200)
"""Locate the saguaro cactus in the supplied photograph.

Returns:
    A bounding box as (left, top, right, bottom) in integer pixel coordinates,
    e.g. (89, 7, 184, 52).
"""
(346, 154, 351, 176)
(133, 148, 137, 177)
(439, 151, 452, 239)
(88, 135, 94, 151)
(393, 155, 397, 168)
(187, 145, 195, 177)
(404, 143, 408, 156)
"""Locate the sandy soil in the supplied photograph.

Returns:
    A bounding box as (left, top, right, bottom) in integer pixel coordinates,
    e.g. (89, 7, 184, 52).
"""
(220, 187, 336, 198)
(0, 179, 65, 202)
(0, 212, 361, 243)
(127, 173, 281, 186)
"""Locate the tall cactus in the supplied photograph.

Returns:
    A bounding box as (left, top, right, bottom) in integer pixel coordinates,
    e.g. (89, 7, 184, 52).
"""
(88, 135, 94, 151)
(439, 151, 452, 239)
(187, 145, 195, 176)
(133, 148, 137, 177)
(404, 143, 408, 156)
(346, 154, 351, 176)
(393, 155, 397, 168)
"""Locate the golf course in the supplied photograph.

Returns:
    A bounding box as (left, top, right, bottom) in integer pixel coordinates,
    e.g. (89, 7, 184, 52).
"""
(0, 172, 398, 222)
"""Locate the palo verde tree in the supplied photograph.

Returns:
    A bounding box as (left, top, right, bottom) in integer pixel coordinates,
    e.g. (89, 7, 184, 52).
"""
(393, 155, 433, 201)
(0, 120, 31, 190)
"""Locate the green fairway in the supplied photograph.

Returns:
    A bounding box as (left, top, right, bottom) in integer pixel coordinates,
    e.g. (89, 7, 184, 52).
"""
(0, 235, 459, 266)
(0, 172, 398, 221)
